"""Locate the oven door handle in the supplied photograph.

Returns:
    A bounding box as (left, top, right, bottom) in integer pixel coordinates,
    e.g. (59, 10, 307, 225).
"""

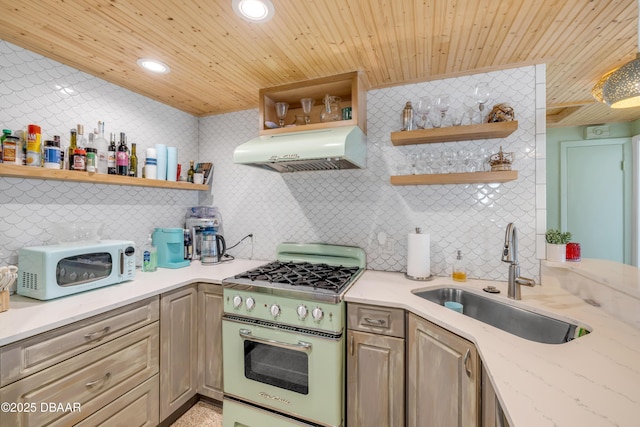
(239, 328, 312, 353)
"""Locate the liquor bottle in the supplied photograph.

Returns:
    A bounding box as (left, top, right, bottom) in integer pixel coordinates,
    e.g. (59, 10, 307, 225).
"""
(107, 132, 117, 174)
(187, 160, 195, 183)
(116, 132, 129, 176)
(76, 124, 87, 148)
(129, 143, 138, 177)
(94, 121, 109, 174)
(67, 129, 77, 170)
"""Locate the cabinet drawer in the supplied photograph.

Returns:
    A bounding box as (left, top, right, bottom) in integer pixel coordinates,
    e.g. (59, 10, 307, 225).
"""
(0, 322, 159, 427)
(1, 296, 159, 386)
(75, 375, 159, 427)
(347, 303, 405, 338)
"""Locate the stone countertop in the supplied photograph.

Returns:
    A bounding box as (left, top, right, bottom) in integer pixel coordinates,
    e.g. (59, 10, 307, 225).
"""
(344, 271, 640, 427)
(0, 259, 268, 347)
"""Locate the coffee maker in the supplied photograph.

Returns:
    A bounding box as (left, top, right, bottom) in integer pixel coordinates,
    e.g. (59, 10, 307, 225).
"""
(184, 206, 223, 260)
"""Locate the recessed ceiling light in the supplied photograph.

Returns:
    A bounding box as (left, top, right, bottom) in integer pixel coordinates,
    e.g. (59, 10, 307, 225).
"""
(136, 58, 171, 74)
(232, 0, 274, 22)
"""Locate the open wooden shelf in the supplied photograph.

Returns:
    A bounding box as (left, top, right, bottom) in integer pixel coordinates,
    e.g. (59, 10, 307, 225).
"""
(0, 164, 209, 190)
(390, 121, 518, 146)
(390, 170, 518, 186)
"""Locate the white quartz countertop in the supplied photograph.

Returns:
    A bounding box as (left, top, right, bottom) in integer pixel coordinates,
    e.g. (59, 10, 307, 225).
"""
(345, 271, 640, 427)
(0, 259, 268, 346)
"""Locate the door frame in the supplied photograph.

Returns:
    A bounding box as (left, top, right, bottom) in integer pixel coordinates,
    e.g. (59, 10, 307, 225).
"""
(559, 137, 632, 264)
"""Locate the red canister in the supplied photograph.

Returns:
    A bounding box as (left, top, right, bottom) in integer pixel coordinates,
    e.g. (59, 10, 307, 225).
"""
(26, 124, 42, 166)
(566, 243, 581, 262)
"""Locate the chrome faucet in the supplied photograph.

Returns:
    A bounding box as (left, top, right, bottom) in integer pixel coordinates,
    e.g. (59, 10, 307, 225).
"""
(501, 223, 536, 299)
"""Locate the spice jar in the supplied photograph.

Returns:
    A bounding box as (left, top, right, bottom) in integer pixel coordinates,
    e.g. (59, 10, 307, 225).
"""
(85, 147, 97, 173)
(2, 136, 19, 163)
(73, 148, 86, 171)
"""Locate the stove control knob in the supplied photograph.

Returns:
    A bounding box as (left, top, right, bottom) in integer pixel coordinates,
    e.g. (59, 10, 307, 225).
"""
(232, 295, 243, 309)
(245, 297, 255, 311)
(312, 307, 324, 321)
(296, 305, 308, 320)
(270, 304, 281, 318)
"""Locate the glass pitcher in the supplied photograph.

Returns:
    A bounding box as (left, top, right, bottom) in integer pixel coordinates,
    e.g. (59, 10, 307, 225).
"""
(320, 94, 342, 122)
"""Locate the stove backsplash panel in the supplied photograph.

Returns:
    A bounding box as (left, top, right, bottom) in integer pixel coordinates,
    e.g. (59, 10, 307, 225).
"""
(200, 66, 544, 281)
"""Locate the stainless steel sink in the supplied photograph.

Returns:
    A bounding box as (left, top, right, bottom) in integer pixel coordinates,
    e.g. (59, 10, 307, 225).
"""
(413, 287, 589, 344)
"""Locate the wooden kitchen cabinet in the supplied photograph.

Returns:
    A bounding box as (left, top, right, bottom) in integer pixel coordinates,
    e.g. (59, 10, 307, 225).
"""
(197, 282, 224, 401)
(346, 303, 405, 427)
(0, 323, 159, 426)
(259, 71, 367, 135)
(407, 313, 480, 427)
(482, 366, 511, 427)
(160, 284, 199, 421)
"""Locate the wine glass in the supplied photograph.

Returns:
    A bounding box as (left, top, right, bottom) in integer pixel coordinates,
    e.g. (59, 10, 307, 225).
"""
(416, 97, 431, 128)
(473, 84, 491, 122)
(433, 95, 450, 120)
(275, 102, 289, 127)
(300, 98, 315, 124)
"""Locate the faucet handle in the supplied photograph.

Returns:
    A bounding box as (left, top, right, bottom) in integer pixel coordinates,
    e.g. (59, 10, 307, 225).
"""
(515, 276, 536, 287)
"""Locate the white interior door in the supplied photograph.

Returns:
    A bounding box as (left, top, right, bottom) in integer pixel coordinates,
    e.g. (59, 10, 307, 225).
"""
(560, 138, 631, 264)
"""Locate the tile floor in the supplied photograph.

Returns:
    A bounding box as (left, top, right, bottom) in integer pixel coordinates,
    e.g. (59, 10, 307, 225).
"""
(170, 400, 223, 427)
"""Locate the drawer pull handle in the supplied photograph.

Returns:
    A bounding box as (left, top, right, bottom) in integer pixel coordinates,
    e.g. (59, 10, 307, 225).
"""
(85, 372, 111, 389)
(84, 326, 110, 342)
(364, 317, 386, 326)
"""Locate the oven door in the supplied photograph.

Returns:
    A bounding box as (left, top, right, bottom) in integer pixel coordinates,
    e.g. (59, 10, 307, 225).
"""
(222, 317, 344, 427)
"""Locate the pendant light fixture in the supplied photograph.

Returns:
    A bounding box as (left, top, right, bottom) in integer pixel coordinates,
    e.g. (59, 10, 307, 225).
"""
(602, 0, 640, 108)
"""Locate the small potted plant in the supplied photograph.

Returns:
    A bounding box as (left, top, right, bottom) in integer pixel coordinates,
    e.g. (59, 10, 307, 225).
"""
(545, 229, 572, 262)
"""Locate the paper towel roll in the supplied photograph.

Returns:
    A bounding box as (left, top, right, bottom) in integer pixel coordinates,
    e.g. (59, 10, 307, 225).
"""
(407, 231, 430, 279)
(166, 146, 178, 182)
(155, 144, 167, 180)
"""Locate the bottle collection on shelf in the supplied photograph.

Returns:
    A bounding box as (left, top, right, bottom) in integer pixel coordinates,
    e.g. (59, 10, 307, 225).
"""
(0, 122, 206, 183)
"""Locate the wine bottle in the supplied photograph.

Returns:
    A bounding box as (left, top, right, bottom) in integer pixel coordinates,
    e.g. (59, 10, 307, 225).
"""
(187, 160, 195, 183)
(129, 142, 138, 177)
(116, 132, 129, 176)
(107, 132, 117, 174)
(94, 121, 109, 174)
(67, 129, 77, 170)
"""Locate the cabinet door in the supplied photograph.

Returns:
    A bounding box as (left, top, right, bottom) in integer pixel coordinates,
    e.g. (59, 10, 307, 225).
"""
(197, 283, 224, 401)
(347, 330, 405, 427)
(407, 314, 479, 427)
(160, 284, 198, 421)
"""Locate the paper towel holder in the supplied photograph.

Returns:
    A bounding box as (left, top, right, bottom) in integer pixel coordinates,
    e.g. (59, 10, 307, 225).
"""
(405, 227, 433, 281)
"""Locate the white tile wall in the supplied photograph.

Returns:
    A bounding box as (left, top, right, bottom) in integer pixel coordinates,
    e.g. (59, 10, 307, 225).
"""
(0, 39, 544, 282)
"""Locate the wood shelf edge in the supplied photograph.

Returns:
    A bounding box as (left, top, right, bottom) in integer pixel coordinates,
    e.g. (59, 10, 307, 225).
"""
(0, 164, 209, 190)
(390, 121, 518, 146)
(390, 170, 518, 185)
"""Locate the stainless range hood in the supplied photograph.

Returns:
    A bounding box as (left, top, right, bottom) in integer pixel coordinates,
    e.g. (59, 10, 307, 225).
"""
(233, 126, 366, 172)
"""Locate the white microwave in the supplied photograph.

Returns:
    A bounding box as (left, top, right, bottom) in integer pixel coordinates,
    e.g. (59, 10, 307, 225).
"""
(17, 240, 136, 300)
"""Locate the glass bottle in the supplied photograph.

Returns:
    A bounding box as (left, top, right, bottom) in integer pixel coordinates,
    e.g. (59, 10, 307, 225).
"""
(116, 132, 129, 176)
(187, 160, 195, 183)
(320, 94, 342, 122)
(142, 234, 158, 272)
(67, 129, 77, 170)
(94, 121, 109, 174)
(0, 129, 11, 163)
(76, 124, 87, 148)
(107, 132, 117, 174)
(452, 250, 467, 282)
(129, 143, 138, 177)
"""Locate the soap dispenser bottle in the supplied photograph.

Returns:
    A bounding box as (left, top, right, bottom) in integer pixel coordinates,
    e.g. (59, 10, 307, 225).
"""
(452, 250, 467, 282)
(142, 234, 158, 272)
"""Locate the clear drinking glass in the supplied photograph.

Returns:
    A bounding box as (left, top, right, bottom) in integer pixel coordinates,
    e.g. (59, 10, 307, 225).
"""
(473, 84, 491, 122)
(300, 98, 315, 124)
(434, 95, 450, 120)
(416, 97, 431, 129)
(275, 102, 289, 127)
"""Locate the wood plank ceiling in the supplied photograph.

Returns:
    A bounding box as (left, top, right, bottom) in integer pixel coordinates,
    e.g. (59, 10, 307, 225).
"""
(0, 0, 638, 128)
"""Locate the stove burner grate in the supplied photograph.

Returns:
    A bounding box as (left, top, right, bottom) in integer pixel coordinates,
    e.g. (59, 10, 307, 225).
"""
(234, 261, 360, 293)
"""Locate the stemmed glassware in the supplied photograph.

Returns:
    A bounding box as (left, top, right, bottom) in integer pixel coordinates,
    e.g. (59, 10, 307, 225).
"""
(275, 102, 289, 127)
(415, 97, 431, 129)
(433, 95, 450, 119)
(300, 98, 315, 124)
(473, 83, 491, 122)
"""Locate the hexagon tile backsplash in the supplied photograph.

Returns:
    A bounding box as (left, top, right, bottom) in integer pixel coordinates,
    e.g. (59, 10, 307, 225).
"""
(0, 38, 544, 283)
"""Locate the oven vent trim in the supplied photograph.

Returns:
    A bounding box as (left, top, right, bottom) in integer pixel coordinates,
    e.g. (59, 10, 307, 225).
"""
(223, 314, 343, 340)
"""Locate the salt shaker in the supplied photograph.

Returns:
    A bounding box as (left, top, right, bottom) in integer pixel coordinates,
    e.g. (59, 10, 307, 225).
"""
(402, 101, 416, 131)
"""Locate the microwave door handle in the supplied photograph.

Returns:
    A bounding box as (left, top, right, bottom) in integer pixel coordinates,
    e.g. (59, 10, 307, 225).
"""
(119, 250, 124, 276)
(239, 328, 312, 353)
